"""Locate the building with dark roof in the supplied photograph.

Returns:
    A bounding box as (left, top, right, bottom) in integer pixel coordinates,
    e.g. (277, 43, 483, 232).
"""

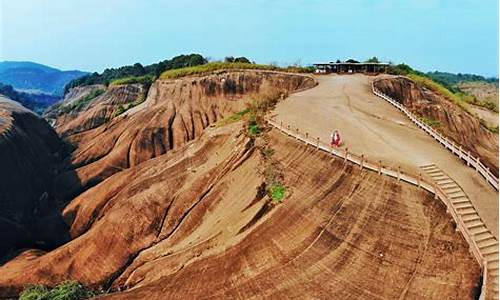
(313, 60, 388, 74)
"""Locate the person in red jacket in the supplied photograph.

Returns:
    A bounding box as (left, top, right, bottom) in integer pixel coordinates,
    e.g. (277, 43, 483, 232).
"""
(331, 129, 341, 147)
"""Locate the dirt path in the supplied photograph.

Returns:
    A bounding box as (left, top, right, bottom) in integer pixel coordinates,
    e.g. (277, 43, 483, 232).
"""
(274, 74, 499, 238)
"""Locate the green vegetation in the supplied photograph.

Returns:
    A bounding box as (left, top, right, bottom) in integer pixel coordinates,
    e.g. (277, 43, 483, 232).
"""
(426, 71, 498, 87)
(64, 54, 207, 93)
(419, 116, 441, 128)
(59, 88, 105, 114)
(224, 56, 252, 63)
(19, 281, 97, 300)
(388, 63, 498, 113)
(217, 108, 251, 127)
(114, 93, 147, 117)
(269, 183, 286, 202)
(240, 89, 289, 204)
(110, 74, 155, 86)
(160, 62, 314, 80)
(248, 123, 262, 136)
(365, 56, 380, 63)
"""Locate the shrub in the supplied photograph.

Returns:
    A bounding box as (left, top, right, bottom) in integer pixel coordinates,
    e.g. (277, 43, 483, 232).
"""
(248, 124, 262, 136)
(269, 183, 286, 202)
(59, 88, 105, 114)
(420, 116, 441, 128)
(110, 75, 155, 86)
(20, 281, 96, 300)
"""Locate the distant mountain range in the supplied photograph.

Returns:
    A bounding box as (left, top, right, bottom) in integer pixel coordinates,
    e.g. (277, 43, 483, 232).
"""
(0, 61, 88, 96)
(0, 61, 88, 113)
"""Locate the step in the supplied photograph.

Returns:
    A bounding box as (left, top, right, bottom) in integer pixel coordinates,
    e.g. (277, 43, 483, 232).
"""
(420, 164, 437, 170)
(432, 175, 449, 181)
(451, 198, 470, 205)
(450, 194, 468, 200)
(448, 191, 467, 198)
(455, 202, 473, 210)
(440, 182, 457, 188)
(470, 226, 489, 235)
(462, 214, 480, 222)
(466, 219, 484, 229)
(480, 244, 498, 256)
(478, 240, 498, 250)
(475, 232, 494, 243)
(426, 169, 443, 174)
(484, 252, 499, 262)
(489, 260, 499, 268)
(436, 179, 454, 184)
(457, 207, 477, 215)
(443, 187, 462, 194)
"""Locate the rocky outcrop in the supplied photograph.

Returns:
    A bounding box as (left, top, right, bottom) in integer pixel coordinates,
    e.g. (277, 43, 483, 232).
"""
(374, 77, 499, 175)
(52, 70, 317, 201)
(0, 96, 69, 260)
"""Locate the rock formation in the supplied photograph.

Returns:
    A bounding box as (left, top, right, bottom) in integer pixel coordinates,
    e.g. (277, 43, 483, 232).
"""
(0, 96, 69, 260)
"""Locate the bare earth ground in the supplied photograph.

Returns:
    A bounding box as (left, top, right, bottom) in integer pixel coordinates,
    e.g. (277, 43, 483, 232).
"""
(98, 129, 479, 299)
(274, 74, 499, 238)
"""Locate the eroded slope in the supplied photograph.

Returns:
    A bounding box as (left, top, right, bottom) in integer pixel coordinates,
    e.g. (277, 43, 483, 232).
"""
(0, 123, 480, 299)
(51, 70, 316, 201)
(0, 96, 69, 259)
(374, 77, 499, 174)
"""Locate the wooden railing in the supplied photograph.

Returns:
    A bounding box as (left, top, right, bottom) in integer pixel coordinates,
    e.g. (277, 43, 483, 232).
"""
(371, 79, 499, 191)
(267, 118, 489, 299)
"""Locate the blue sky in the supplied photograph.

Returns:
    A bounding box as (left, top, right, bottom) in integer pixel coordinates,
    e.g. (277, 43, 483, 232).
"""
(1, 0, 498, 77)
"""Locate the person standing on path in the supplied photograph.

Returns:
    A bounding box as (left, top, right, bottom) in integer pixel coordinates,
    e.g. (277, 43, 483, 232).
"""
(331, 129, 341, 147)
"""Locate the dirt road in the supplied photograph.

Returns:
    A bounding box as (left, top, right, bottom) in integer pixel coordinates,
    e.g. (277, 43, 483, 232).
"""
(274, 74, 499, 238)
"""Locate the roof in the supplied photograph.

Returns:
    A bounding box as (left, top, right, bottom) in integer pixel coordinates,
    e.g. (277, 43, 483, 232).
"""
(313, 62, 389, 66)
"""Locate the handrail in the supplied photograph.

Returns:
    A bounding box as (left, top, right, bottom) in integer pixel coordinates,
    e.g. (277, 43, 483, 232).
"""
(371, 79, 499, 191)
(267, 118, 491, 299)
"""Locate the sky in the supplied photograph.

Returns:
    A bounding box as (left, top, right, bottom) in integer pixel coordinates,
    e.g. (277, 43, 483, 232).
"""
(1, 0, 498, 77)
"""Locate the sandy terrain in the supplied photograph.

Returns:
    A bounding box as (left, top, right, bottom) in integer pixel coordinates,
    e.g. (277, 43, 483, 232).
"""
(274, 74, 499, 238)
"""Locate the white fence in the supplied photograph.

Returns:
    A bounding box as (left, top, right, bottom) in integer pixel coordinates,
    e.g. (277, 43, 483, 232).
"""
(371, 79, 499, 191)
(267, 118, 490, 299)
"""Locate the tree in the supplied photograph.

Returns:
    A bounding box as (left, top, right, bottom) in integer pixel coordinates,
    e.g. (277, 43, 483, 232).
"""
(132, 63, 145, 76)
(224, 56, 235, 63)
(365, 56, 380, 63)
(234, 57, 251, 63)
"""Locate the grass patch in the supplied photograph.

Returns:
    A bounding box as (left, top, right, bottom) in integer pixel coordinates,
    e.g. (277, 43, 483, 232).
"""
(248, 124, 262, 136)
(407, 73, 472, 113)
(269, 183, 286, 202)
(419, 116, 441, 128)
(110, 75, 155, 86)
(160, 62, 313, 80)
(114, 94, 147, 117)
(217, 108, 251, 127)
(20, 281, 97, 300)
(59, 88, 105, 114)
(405, 73, 498, 113)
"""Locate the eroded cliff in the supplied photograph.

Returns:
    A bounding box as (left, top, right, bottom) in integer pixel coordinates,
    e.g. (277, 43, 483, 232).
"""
(374, 76, 499, 175)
